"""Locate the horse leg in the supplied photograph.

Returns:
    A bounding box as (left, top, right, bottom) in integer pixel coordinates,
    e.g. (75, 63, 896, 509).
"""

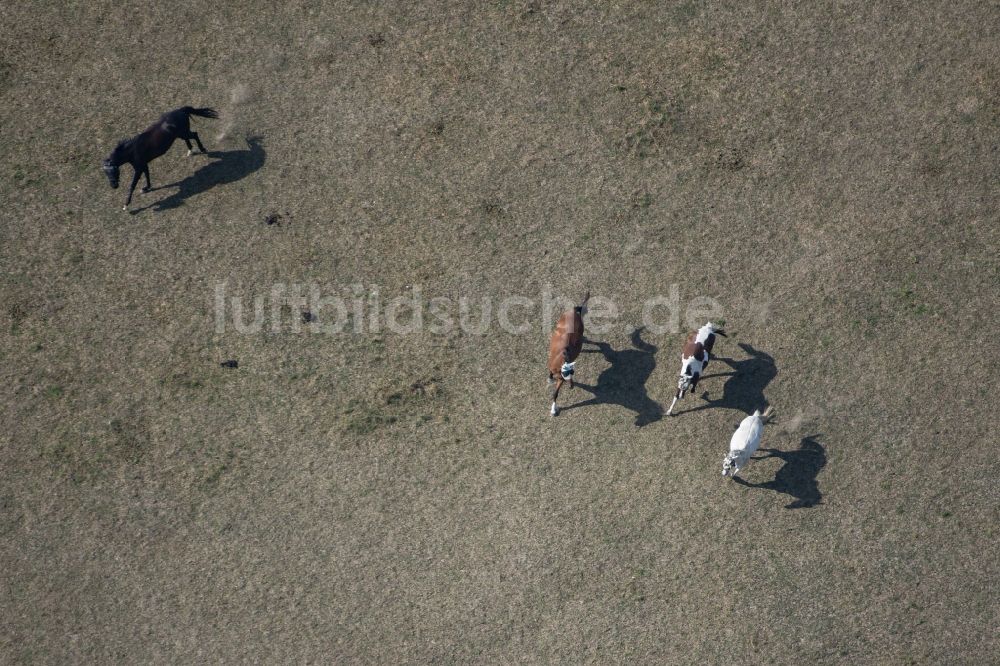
(123, 167, 142, 210)
(190, 131, 208, 154)
(667, 389, 680, 416)
(550, 378, 564, 416)
(183, 137, 194, 157)
(140, 166, 152, 193)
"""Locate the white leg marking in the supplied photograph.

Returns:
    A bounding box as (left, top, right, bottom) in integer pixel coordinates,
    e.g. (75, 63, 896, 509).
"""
(667, 397, 678, 415)
(122, 205, 128, 211)
(187, 149, 193, 157)
(550, 402, 558, 416)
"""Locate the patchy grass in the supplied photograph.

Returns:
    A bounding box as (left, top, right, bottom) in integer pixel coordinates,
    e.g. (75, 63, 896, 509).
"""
(622, 94, 687, 158)
(1, 1, 997, 663)
(344, 376, 444, 436)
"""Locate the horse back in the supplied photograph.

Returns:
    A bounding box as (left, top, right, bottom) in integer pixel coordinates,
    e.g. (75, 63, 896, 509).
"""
(128, 118, 179, 162)
(548, 311, 584, 372)
(681, 339, 704, 361)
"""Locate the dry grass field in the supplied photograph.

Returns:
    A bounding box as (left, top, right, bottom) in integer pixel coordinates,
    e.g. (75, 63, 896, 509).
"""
(2, 1, 998, 663)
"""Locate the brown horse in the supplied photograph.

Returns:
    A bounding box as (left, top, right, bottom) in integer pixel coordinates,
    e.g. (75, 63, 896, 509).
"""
(547, 292, 590, 416)
(666, 321, 726, 416)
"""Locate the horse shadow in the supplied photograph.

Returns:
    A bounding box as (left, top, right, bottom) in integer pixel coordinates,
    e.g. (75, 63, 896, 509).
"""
(562, 327, 663, 426)
(677, 342, 777, 415)
(134, 136, 265, 212)
(734, 435, 826, 509)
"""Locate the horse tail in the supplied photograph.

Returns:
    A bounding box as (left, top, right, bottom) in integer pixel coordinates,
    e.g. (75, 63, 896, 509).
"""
(182, 106, 219, 119)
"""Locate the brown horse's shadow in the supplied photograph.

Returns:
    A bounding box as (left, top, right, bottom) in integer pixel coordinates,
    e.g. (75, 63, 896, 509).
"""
(675, 342, 777, 416)
(561, 327, 663, 426)
(132, 136, 265, 212)
(733, 435, 826, 508)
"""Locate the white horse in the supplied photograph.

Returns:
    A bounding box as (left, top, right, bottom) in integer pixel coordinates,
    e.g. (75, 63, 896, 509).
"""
(722, 407, 774, 478)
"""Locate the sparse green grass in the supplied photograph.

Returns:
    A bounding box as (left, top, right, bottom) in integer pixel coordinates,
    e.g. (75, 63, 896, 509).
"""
(344, 399, 398, 435)
(622, 94, 687, 158)
(343, 376, 443, 435)
(896, 287, 931, 316)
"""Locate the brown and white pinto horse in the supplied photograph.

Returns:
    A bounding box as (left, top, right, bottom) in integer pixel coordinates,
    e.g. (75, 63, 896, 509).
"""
(547, 292, 590, 416)
(666, 322, 726, 416)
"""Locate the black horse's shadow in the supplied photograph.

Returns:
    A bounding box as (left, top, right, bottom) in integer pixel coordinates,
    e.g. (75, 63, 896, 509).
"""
(678, 342, 777, 415)
(562, 328, 663, 426)
(734, 435, 826, 509)
(134, 136, 265, 212)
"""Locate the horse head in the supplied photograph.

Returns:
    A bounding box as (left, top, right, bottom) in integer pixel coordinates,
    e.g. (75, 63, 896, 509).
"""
(102, 139, 129, 189)
(101, 158, 119, 189)
(677, 371, 693, 397)
(722, 452, 736, 477)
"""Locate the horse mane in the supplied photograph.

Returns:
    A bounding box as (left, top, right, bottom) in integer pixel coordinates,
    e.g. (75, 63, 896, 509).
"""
(112, 137, 133, 155)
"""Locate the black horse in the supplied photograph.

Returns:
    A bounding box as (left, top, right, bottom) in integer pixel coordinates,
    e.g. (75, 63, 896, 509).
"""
(102, 106, 218, 210)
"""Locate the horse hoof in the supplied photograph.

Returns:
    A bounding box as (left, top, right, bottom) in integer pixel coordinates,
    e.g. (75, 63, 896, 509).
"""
(122, 205, 128, 211)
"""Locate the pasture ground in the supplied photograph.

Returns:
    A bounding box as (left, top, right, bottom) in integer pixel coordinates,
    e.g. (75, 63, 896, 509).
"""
(2, 1, 998, 663)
